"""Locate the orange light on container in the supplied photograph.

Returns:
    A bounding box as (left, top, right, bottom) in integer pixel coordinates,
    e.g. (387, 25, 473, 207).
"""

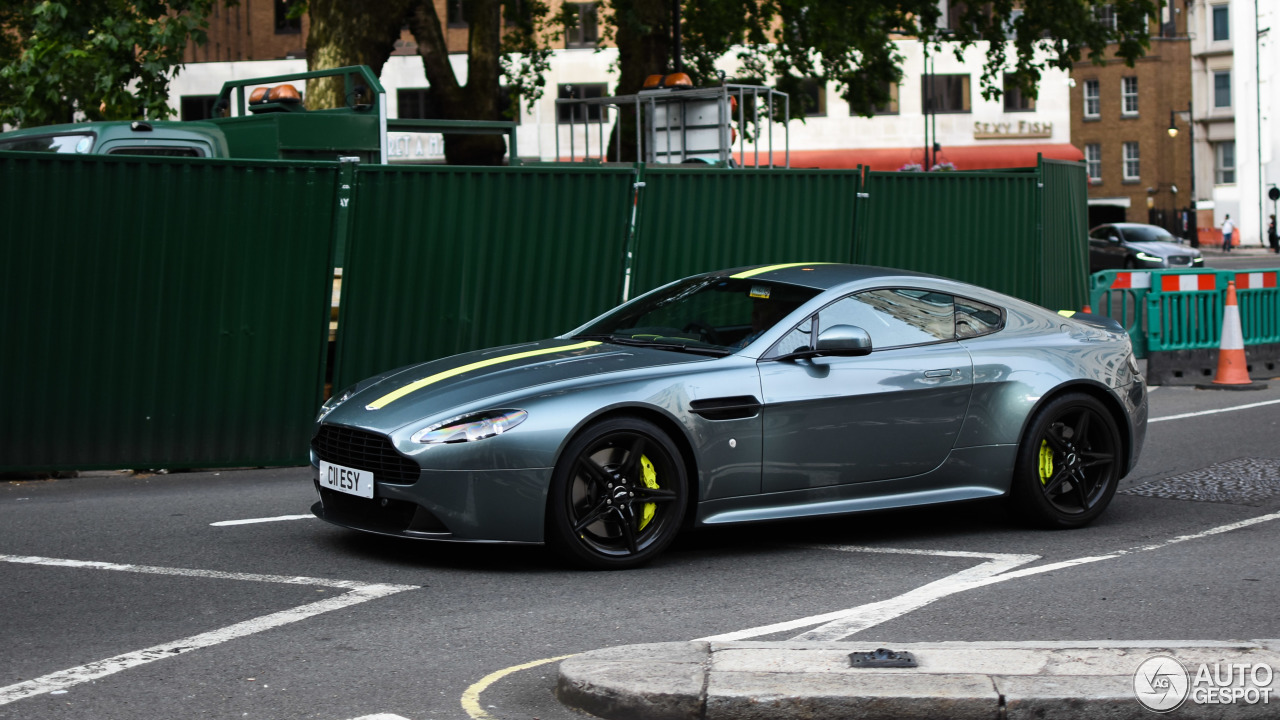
(729, 95, 738, 114)
(643, 74, 664, 89)
(268, 84, 302, 103)
(249, 87, 270, 104)
(664, 73, 693, 88)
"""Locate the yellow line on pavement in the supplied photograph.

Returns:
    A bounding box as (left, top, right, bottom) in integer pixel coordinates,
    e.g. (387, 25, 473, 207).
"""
(460, 654, 577, 720)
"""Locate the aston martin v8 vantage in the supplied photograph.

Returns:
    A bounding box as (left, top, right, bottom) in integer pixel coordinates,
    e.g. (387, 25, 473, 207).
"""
(311, 263, 1148, 568)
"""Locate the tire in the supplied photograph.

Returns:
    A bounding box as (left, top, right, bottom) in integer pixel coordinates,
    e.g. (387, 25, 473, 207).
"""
(1009, 393, 1122, 529)
(546, 417, 688, 569)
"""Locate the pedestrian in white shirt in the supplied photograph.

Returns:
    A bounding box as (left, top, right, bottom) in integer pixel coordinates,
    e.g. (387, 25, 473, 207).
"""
(1222, 215, 1234, 252)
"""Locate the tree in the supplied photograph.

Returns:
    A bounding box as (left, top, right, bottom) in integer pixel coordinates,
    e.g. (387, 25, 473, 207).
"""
(0, 0, 219, 127)
(304, 0, 414, 110)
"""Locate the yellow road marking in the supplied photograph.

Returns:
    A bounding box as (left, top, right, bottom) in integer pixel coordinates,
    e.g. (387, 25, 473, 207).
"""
(460, 654, 577, 720)
(731, 262, 830, 279)
(365, 342, 600, 410)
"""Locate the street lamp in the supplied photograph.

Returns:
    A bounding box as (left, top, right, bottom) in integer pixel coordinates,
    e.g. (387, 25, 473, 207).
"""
(1168, 110, 1178, 138)
(1171, 101, 1197, 247)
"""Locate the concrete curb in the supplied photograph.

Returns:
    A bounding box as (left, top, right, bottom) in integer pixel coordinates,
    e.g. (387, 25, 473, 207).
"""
(556, 640, 1280, 720)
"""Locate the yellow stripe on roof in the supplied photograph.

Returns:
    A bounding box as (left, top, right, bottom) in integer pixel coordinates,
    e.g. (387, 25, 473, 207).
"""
(730, 262, 832, 279)
(365, 341, 601, 410)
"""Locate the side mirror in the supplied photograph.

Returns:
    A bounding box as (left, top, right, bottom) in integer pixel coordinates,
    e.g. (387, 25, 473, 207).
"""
(815, 325, 873, 356)
(1109, 235, 1121, 243)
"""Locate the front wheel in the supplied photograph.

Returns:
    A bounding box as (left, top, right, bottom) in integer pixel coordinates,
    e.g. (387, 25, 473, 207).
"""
(546, 417, 688, 569)
(1010, 393, 1122, 528)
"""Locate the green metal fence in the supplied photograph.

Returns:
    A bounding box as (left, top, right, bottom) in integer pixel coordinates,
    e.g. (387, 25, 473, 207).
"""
(628, 166, 862, 296)
(0, 151, 339, 471)
(854, 158, 1087, 310)
(331, 164, 637, 390)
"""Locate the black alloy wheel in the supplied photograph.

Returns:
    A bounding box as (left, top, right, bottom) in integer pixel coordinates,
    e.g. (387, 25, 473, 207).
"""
(1011, 393, 1122, 528)
(546, 417, 687, 569)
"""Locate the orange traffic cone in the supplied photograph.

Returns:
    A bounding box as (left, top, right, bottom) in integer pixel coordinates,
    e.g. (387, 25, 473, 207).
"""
(1209, 281, 1264, 388)
(1081, 304, 1093, 314)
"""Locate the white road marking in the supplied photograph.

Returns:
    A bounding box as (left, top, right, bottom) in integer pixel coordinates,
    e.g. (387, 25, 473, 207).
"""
(348, 715, 413, 720)
(210, 514, 316, 526)
(1150, 397, 1280, 423)
(0, 555, 418, 707)
(697, 548, 1038, 642)
(702, 511, 1280, 643)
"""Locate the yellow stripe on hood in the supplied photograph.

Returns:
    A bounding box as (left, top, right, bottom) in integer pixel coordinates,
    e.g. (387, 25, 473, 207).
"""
(730, 262, 831, 279)
(365, 341, 601, 410)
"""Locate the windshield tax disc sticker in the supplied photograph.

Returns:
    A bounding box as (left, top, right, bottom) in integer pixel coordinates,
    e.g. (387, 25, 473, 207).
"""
(750, 285, 771, 299)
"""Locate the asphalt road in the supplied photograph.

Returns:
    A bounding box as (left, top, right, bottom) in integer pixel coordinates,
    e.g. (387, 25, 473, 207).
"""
(5, 298, 1280, 720)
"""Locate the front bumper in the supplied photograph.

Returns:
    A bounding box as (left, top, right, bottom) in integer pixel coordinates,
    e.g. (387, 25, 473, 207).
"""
(311, 464, 553, 544)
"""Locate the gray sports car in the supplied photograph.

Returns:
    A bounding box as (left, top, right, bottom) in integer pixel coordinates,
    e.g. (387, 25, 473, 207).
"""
(311, 263, 1148, 568)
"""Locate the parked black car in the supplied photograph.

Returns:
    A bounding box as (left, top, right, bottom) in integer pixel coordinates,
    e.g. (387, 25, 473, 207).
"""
(1089, 223, 1204, 272)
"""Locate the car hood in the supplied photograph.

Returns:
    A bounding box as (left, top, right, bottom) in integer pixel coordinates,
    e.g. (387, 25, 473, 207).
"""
(1126, 240, 1199, 257)
(321, 338, 711, 432)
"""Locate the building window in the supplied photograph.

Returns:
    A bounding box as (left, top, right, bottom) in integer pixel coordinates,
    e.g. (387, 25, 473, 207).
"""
(794, 78, 827, 117)
(1085, 144, 1102, 183)
(1215, 141, 1236, 184)
(447, 0, 467, 27)
(558, 83, 606, 124)
(274, 0, 301, 34)
(1121, 77, 1138, 115)
(869, 82, 899, 115)
(1212, 4, 1230, 41)
(564, 3, 599, 48)
(1123, 142, 1140, 181)
(1095, 4, 1117, 31)
(1213, 71, 1232, 108)
(922, 74, 971, 114)
(180, 95, 218, 121)
(1083, 79, 1100, 118)
(1003, 74, 1035, 112)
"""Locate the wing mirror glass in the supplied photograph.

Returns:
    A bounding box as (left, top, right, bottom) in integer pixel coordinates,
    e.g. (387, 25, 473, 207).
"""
(815, 325, 873, 356)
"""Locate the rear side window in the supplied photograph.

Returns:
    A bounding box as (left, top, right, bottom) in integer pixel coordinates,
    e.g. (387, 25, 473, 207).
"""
(0, 134, 95, 153)
(955, 296, 1004, 338)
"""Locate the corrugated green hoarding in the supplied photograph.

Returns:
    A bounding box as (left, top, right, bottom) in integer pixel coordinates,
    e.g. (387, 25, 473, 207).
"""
(332, 164, 637, 389)
(629, 166, 862, 295)
(0, 152, 338, 471)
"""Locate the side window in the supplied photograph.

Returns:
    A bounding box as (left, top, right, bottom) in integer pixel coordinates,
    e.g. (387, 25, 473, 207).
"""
(813, 289, 954, 350)
(106, 146, 204, 157)
(772, 318, 813, 356)
(955, 296, 1005, 339)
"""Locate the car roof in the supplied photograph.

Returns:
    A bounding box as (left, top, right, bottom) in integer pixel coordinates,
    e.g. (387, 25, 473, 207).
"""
(708, 262, 937, 290)
(0, 121, 227, 146)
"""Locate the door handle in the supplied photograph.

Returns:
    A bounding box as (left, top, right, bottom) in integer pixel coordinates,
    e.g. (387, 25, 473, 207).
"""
(923, 369, 953, 378)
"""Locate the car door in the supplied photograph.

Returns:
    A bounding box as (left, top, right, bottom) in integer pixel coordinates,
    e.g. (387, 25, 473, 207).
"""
(757, 288, 973, 493)
(1089, 225, 1120, 270)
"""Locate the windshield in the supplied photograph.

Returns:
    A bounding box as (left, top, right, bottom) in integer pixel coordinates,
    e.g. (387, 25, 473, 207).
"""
(1124, 225, 1175, 243)
(575, 276, 820, 354)
(0, 133, 95, 154)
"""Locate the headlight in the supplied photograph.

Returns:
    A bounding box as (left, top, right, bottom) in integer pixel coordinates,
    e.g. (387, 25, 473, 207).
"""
(412, 409, 528, 444)
(317, 385, 357, 421)
(1193, 257, 1205, 265)
(1134, 252, 1161, 263)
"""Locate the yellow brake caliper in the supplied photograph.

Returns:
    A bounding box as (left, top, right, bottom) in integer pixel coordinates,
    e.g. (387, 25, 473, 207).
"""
(1038, 440, 1054, 485)
(639, 455, 659, 530)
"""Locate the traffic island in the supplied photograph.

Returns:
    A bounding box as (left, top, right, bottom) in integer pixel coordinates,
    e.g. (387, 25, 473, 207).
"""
(556, 639, 1280, 720)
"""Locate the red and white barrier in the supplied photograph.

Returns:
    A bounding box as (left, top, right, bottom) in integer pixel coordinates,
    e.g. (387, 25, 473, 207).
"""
(1109, 272, 1151, 289)
(1234, 272, 1278, 290)
(1160, 274, 1217, 292)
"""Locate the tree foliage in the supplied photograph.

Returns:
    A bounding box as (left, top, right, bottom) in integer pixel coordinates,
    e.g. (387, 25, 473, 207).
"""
(0, 0, 219, 127)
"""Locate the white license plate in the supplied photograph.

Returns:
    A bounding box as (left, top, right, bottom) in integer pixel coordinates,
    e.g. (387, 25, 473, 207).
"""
(319, 460, 374, 499)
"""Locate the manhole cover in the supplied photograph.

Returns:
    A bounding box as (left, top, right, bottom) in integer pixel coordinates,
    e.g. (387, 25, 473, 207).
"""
(1120, 458, 1280, 506)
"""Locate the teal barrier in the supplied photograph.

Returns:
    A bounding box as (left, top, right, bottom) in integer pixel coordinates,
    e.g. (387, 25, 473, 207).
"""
(1089, 269, 1280, 358)
(1088, 270, 1153, 358)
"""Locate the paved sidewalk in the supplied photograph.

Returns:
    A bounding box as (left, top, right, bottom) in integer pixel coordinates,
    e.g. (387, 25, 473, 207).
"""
(557, 639, 1280, 719)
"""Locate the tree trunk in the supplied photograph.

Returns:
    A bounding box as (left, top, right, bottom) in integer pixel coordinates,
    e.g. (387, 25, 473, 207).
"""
(305, 0, 412, 110)
(607, 0, 671, 162)
(408, 0, 507, 166)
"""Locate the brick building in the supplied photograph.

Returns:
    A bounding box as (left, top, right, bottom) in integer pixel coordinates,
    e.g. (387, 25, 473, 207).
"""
(1070, 12, 1192, 234)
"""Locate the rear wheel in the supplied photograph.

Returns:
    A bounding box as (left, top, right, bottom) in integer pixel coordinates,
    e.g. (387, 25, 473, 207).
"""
(546, 417, 688, 569)
(1010, 393, 1122, 528)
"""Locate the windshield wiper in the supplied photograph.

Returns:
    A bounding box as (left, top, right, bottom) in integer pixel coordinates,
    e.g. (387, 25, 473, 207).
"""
(573, 334, 731, 357)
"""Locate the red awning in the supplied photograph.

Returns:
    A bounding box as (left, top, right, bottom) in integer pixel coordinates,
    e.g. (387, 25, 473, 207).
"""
(741, 143, 1084, 171)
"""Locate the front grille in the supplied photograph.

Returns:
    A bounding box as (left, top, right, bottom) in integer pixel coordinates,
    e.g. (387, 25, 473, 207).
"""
(1167, 255, 1192, 266)
(312, 424, 420, 484)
